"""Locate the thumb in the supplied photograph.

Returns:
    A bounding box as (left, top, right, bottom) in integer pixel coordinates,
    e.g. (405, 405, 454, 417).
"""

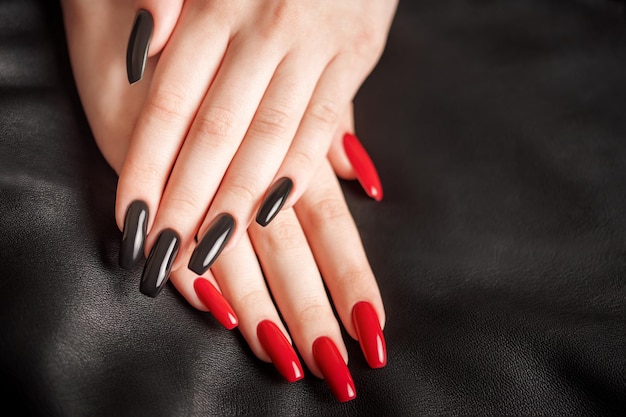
(127, 0, 183, 83)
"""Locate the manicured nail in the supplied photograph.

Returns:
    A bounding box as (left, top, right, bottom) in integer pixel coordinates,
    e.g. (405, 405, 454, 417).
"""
(312, 336, 356, 403)
(126, 9, 153, 84)
(188, 214, 235, 275)
(119, 200, 149, 270)
(140, 229, 179, 298)
(352, 301, 387, 369)
(343, 133, 383, 202)
(256, 177, 293, 227)
(257, 320, 303, 382)
(194, 278, 238, 330)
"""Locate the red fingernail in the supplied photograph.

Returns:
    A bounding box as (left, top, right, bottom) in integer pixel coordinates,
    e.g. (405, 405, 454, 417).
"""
(193, 278, 238, 330)
(312, 336, 356, 402)
(352, 301, 387, 369)
(257, 320, 304, 383)
(343, 133, 383, 202)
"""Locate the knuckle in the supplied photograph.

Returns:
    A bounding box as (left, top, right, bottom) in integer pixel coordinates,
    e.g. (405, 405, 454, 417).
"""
(306, 99, 340, 129)
(248, 105, 292, 142)
(194, 105, 238, 142)
(166, 186, 205, 217)
(338, 266, 371, 289)
(289, 149, 316, 172)
(226, 180, 259, 204)
(351, 28, 385, 61)
(294, 302, 330, 325)
(236, 289, 268, 311)
(264, 217, 303, 251)
(123, 160, 163, 190)
(314, 197, 350, 225)
(145, 87, 188, 125)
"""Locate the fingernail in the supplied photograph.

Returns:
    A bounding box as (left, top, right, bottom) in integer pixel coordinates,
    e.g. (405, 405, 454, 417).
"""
(256, 177, 293, 227)
(343, 133, 383, 202)
(257, 320, 304, 382)
(119, 200, 149, 270)
(188, 214, 235, 275)
(140, 229, 179, 298)
(194, 278, 238, 330)
(312, 336, 356, 403)
(352, 301, 387, 369)
(126, 9, 154, 84)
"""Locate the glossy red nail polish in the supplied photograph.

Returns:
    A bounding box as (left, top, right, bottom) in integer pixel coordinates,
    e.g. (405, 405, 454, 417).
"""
(257, 320, 304, 383)
(343, 133, 383, 202)
(312, 336, 356, 402)
(352, 301, 387, 369)
(193, 278, 238, 330)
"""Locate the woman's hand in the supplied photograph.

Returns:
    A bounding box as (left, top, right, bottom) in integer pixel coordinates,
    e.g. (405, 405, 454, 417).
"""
(100, 0, 396, 277)
(61, 0, 388, 401)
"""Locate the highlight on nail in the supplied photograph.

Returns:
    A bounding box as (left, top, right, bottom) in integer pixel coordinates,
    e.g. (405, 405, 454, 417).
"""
(312, 336, 356, 402)
(256, 177, 293, 227)
(343, 133, 383, 202)
(257, 320, 304, 382)
(194, 278, 238, 330)
(126, 9, 154, 84)
(119, 200, 149, 270)
(188, 213, 235, 275)
(140, 228, 180, 298)
(352, 301, 387, 369)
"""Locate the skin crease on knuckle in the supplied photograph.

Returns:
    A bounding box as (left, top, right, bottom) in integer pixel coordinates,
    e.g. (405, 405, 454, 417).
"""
(144, 86, 191, 126)
(247, 105, 292, 143)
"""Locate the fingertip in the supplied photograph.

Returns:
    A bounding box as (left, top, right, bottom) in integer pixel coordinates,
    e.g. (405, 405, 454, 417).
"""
(328, 134, 357, 180)
(134, 0, 183, 58)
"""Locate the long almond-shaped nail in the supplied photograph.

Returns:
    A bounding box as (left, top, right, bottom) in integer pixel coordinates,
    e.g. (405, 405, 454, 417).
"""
(257, 320, 303, 382)
(343, 133, 383, 202)
(194, 278, 238, 330)
(352, 301, 387, 368)
(256, 177, 293, 227)
(126, 9, 153, 84)
(140, 229, 179, 298)
(119, 200, 149, 270)
(312, 336, 356, 402)
(188, 214, 235, 275)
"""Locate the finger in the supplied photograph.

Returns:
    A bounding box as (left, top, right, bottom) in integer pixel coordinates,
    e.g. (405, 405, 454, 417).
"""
(249, 210, 357, 402)
(188, 51, 328, 275)
(327, 102, 356, 180)
(116, 5, 231, 270)
(210, 233, 305, 383)
(267, 51, 375, 216)
(152, 30, 283, 274)
(295, 160, 387, 369)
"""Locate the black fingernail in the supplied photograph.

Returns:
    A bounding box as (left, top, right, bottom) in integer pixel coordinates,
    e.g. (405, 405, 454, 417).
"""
(256, 177, 293, 227)
(119, 200, 149, 269)
(188, 214, 235, 275)
(126, 9, 153, 84)
(140, 229, 180, 298)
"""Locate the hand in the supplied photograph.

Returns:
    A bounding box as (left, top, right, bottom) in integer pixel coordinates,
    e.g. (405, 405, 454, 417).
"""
(114, 0, 397, 276)
(61, 0, 388, 402)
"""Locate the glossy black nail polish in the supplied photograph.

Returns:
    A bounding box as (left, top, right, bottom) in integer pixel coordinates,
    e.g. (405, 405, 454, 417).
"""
(188, 214, 235, 275)
(140, 229, 180, 298)
(126, 9, 153, 84)
(256, 177, 293, 227)
(119, 200, 149, 270)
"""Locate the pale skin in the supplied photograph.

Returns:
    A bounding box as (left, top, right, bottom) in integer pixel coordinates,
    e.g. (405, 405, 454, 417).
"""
(60, 0, 395, 380)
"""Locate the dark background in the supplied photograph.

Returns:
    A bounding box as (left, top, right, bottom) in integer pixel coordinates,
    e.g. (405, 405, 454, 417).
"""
(1, 0, 625, 415)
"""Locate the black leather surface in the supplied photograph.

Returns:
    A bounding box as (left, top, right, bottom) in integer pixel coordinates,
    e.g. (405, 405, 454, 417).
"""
(1, 0, 625, 415)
